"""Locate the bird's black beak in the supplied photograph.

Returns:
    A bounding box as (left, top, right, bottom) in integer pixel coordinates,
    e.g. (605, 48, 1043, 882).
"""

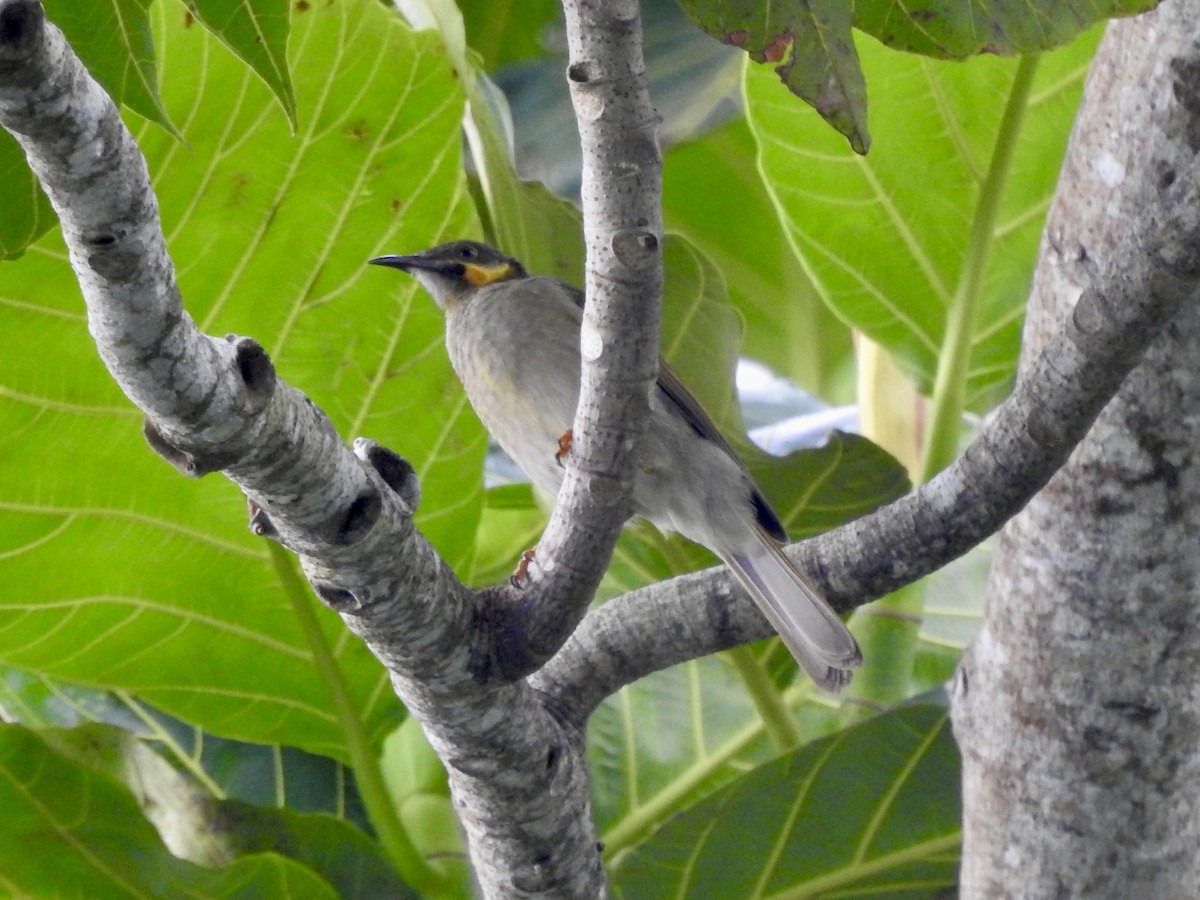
(368, 254, 465, 277)
(368, 254, 417, 271)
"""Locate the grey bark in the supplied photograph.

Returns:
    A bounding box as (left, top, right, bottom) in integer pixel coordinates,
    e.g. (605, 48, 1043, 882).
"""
(0, 3, 604, 896)
(953, 4, 1200, 896)
(5, 0, 1200, 896)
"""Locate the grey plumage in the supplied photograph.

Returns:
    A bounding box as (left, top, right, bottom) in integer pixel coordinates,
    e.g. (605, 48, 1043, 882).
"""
(370, 240, 862, 691)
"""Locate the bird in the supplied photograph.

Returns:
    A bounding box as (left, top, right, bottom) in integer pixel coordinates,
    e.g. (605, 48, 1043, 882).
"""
(369, 240, 862, 691)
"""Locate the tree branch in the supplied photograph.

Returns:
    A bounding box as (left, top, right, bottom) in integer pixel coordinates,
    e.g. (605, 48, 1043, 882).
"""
(954, 3, 1200, 892)
(0, 3, 604, 895)
(535, 146, 1200, 722)
(486, 0, 666, 674)
(10, 0, 1197, 893)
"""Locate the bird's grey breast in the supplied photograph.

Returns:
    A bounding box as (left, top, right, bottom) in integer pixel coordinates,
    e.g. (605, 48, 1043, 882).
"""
(445, 278, 582, 494)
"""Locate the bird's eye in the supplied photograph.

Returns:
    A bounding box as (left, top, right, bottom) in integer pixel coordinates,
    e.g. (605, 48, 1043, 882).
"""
(459, 245, 478, 259)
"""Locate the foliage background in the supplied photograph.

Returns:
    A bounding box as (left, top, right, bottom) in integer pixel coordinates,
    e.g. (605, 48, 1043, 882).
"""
(0, 0, 1135, 895)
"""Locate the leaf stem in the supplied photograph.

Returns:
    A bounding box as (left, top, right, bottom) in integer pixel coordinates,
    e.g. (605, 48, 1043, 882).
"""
(919, 54, 1041, 483)
(268, 542, 442, 892)
(723, 646, 804, 752)
(602, 712, 764, 860)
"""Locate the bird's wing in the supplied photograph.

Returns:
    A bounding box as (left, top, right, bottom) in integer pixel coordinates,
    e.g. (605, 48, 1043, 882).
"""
(564, 276, 790, 543)
(655, 361, 789, 544)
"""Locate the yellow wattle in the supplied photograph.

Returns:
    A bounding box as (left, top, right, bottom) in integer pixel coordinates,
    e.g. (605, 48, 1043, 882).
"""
(463, 262, 512, 286)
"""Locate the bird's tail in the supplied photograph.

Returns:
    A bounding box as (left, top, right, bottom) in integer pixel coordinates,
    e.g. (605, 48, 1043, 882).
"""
(724, 526, 862, 692)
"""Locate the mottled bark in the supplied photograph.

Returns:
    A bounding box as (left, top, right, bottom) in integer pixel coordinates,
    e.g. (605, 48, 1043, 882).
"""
(954, 4, 1200, 896)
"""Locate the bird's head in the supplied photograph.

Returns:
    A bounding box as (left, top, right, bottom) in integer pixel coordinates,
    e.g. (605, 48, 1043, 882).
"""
(369, 240, 526, 310)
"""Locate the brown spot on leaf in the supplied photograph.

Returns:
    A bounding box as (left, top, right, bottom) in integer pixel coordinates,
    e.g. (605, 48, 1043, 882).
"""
(295, 0, 310, 11)
(227, 172, 250, 206)
(762, 31, 792, 63)
(726, 29, 748, 47)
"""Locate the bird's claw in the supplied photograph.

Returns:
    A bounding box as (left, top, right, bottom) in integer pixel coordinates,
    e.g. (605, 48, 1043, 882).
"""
(555, 428, 573, 468)
(510, 547, 537, 589)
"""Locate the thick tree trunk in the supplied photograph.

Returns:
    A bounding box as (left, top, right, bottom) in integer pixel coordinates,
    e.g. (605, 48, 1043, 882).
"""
(953, 4, 1200, 896)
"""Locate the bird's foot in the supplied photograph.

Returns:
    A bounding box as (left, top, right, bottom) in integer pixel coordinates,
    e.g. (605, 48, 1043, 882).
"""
(510, 547, 538, 589)
(555, 428, 573, 467)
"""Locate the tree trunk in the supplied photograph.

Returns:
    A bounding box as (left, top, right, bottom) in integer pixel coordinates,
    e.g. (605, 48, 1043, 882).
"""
(953, 3, 1200, 896)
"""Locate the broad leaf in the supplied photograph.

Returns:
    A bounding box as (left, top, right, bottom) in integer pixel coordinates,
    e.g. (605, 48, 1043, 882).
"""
(590, 654, 785, 841)
(674, 0, 869, 152)
(853, 0, 1158, 58)
(3, 0, 176, 256)
(608, 701, 960, 898)
(747, 30, 1101, 401)
(663, 120, 851, 395)
(677, 0, 1154, 150)
(750, 431, 910, 539)
(380, 716, 470, 891)
(42, 0, 176, 134)
(214, 800, 419, 898)
(458, 0, 561, 69)
(0, 668, 378, 832)
(185, 0, 297, 128)
(0, 724, 340, 898)
(0, 0, 476, 760)
(0, 134, 53, 259)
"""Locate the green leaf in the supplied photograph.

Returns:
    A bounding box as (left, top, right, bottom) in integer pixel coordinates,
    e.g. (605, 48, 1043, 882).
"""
(663, 120, 853, 396)
(608, 701, 960, 898)
(747, 29, 1101, 401)
(492, 178, 586, 286)
(590, 655, 782, 839)
(214, 800, 420, 899)
(675, 0, 869, 152)
(660, 235, 744, 434)
(42, 0, 179, 137)
(184, 0, 297, 129)
(0, 724, 340, 898)
(381, 716, 471, 895)
(0, 133, 53, 259)
(0, 671, 384, 838)
(0, 0, 476, 759)
(750, 431, 910, 539)
(853, 0, 1158, 58)
(673, 0, 1152, 150)
(4, 0, 181, 253)
(41, 722, 227, 860)
(459, 0, 561, 69)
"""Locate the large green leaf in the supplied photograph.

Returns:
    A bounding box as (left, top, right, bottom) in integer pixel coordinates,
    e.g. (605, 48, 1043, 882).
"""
(214, 800, 419, 898)
(675, 0, 1154, 151)
(608, 701, 960, 898)
(3, 0, 177, 257)
(674, 0, 868, 152)
(0, 724, 340, 898)
(852, 0, 1158, 58)
(0, 133, 53, 260)
(590, 654, 785, 840)
(0, 666, 381, 836)
(185, 0, 297, 128)
(750, 431, 910, 539)
(42, 0, 175, 133)
(663, 120, 852, 397)
(0, 0, 477, 760)
(458, 0, 561, 70)
(747, 30, 1101, 401)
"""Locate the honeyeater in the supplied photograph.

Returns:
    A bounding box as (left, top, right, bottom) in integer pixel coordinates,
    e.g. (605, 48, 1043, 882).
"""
(369, 240, 862, 691)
